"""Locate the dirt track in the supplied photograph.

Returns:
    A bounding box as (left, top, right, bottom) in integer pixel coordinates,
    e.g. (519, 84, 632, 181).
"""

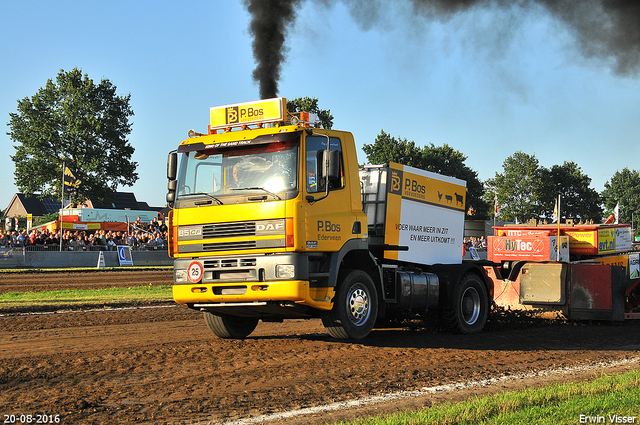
(0, 269, 174, 294)
(1, 270, 640, 424)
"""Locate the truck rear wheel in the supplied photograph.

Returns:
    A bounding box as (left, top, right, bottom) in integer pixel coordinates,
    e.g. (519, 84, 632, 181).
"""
(203, 312, 259, 339)
(444, 273, 488, 334)
(321, 270, 378, 340)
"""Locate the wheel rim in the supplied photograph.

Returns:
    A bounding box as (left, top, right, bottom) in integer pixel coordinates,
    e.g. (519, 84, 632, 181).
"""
(346, 284, 370, 326)
(461, 286, 480, 325)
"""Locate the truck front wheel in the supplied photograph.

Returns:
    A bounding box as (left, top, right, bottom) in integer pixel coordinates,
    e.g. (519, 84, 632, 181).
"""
(321, 270, 378, 340)
(203, 312, 259, 339)
(444, 273, 488, 334)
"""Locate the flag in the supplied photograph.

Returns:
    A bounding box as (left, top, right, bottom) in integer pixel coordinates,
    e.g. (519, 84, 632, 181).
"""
(494, 194, 499, 217)
(552, 197, 559, 223)
(614, 202, 619, 224)
(64, 167, 81, 193)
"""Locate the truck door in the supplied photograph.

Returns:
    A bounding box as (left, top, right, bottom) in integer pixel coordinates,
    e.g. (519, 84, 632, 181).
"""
(304, 134, 355, 252)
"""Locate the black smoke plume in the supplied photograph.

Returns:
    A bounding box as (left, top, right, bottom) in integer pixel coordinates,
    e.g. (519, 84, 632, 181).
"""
(244, 0, 302, 99)
(244, 0, 640, 99)
(405, 0, 640, 76)
(536, 0, 640, 75)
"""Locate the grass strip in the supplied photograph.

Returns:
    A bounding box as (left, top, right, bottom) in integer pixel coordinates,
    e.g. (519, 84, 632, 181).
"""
(0, 285, 172, 308)
(338, 369, 640, 425)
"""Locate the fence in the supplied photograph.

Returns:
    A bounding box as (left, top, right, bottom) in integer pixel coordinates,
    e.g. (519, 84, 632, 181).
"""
(0, 246, 172, 268)
(0, 243, 166, 252)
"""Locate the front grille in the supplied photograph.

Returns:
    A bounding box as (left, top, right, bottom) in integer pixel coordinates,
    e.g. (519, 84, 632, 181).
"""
(203, 222, 255, 238)
(202, 241, 257, 251)
(204, 258, 257, 269)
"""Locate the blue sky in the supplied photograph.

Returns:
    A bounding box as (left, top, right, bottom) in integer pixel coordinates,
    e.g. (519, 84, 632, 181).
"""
(1, 0, 639, 213)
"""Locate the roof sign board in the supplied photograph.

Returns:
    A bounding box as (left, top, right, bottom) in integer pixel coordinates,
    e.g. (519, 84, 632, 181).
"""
(210, 98, 286, 130)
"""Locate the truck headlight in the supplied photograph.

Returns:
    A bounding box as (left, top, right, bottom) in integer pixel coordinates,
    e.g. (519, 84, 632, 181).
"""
(175, 269, 189, 283)
(276, 264, 295, 279)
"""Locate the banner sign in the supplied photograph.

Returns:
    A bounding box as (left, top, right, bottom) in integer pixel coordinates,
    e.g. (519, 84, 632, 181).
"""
(488, 235, 569, 262)
(117, 245, 134, 266)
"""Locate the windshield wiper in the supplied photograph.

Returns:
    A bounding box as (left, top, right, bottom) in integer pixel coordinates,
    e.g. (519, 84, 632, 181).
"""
(231, 187, 281, 200)
(179, 192, 223, 205)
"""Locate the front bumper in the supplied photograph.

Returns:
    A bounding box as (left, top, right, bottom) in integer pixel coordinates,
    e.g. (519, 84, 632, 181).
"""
(173, 280, 334, 311)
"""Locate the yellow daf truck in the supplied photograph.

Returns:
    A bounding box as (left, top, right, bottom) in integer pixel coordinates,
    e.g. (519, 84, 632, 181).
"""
(166, 98, 492, 339)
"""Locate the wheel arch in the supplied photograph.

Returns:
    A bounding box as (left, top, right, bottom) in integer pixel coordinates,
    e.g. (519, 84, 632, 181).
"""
(428, 261, 493, 310)
(328, 239, 384, 316)
(328, 239, 380, 286)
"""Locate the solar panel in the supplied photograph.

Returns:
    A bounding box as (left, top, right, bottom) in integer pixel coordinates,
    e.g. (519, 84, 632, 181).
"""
(41, 198, 62, 214)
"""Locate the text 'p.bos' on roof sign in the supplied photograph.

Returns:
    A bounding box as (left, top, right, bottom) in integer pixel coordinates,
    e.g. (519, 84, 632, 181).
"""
(210, 98, 286, 130)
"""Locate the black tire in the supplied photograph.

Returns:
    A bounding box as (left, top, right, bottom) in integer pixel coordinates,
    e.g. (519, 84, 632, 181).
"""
(321, 270, 378, 340)
(203, 312, 259, 339)
(444, 273, 488, 334)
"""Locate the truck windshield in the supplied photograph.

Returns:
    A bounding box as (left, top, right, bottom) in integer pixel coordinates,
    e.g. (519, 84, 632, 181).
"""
(176, 139, 299, 201)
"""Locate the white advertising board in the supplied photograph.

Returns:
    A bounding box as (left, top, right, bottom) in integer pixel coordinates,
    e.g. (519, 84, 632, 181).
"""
(395, 200, 465, 265)
(383, 163, 466, 266)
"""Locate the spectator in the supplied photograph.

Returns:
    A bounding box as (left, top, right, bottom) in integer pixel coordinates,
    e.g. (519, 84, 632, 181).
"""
(106, 232, 117, 251)
(61, 231, 71, 250)
(126, 232, 136, 247)
(139, 233, 150, 250)
(76, 234, 87, 250)
(44, 232, 58, 247)
(34, 230, 45, 246)
(153, 232, 165, 248)
(16, 231, 26, 247)
(9, 231, 18, 246)
(97, 230, 107, 248)
(68, 234, 78, 250)
(88, 234, 97, 248)
(132, 217, 143, 232)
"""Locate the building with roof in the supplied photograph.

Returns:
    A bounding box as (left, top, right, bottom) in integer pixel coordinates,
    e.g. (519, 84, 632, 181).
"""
(4, 193, 62, 218)
(4, 192, 163, 220)
(79, 192, 154, 211)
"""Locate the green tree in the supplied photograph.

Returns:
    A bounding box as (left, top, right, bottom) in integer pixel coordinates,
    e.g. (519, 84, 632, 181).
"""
(286, 96, 334, 129)
(422, 143, 488, 219)
(362, 131, 488, 219)
(540, 161, 603, 222)
(602, 168, 640, 231)
(7, 68, 137, 204)
(362, 130, 422, 167)
(484, 151, 545, 222)
(35, 212, 60, 227)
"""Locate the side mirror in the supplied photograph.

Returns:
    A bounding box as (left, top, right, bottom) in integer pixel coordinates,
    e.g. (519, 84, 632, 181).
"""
(317, 149, 340, 180)
(167, 152, 178, 180)
(324, 149, 341, 181)
(167, 152, 178, 206)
